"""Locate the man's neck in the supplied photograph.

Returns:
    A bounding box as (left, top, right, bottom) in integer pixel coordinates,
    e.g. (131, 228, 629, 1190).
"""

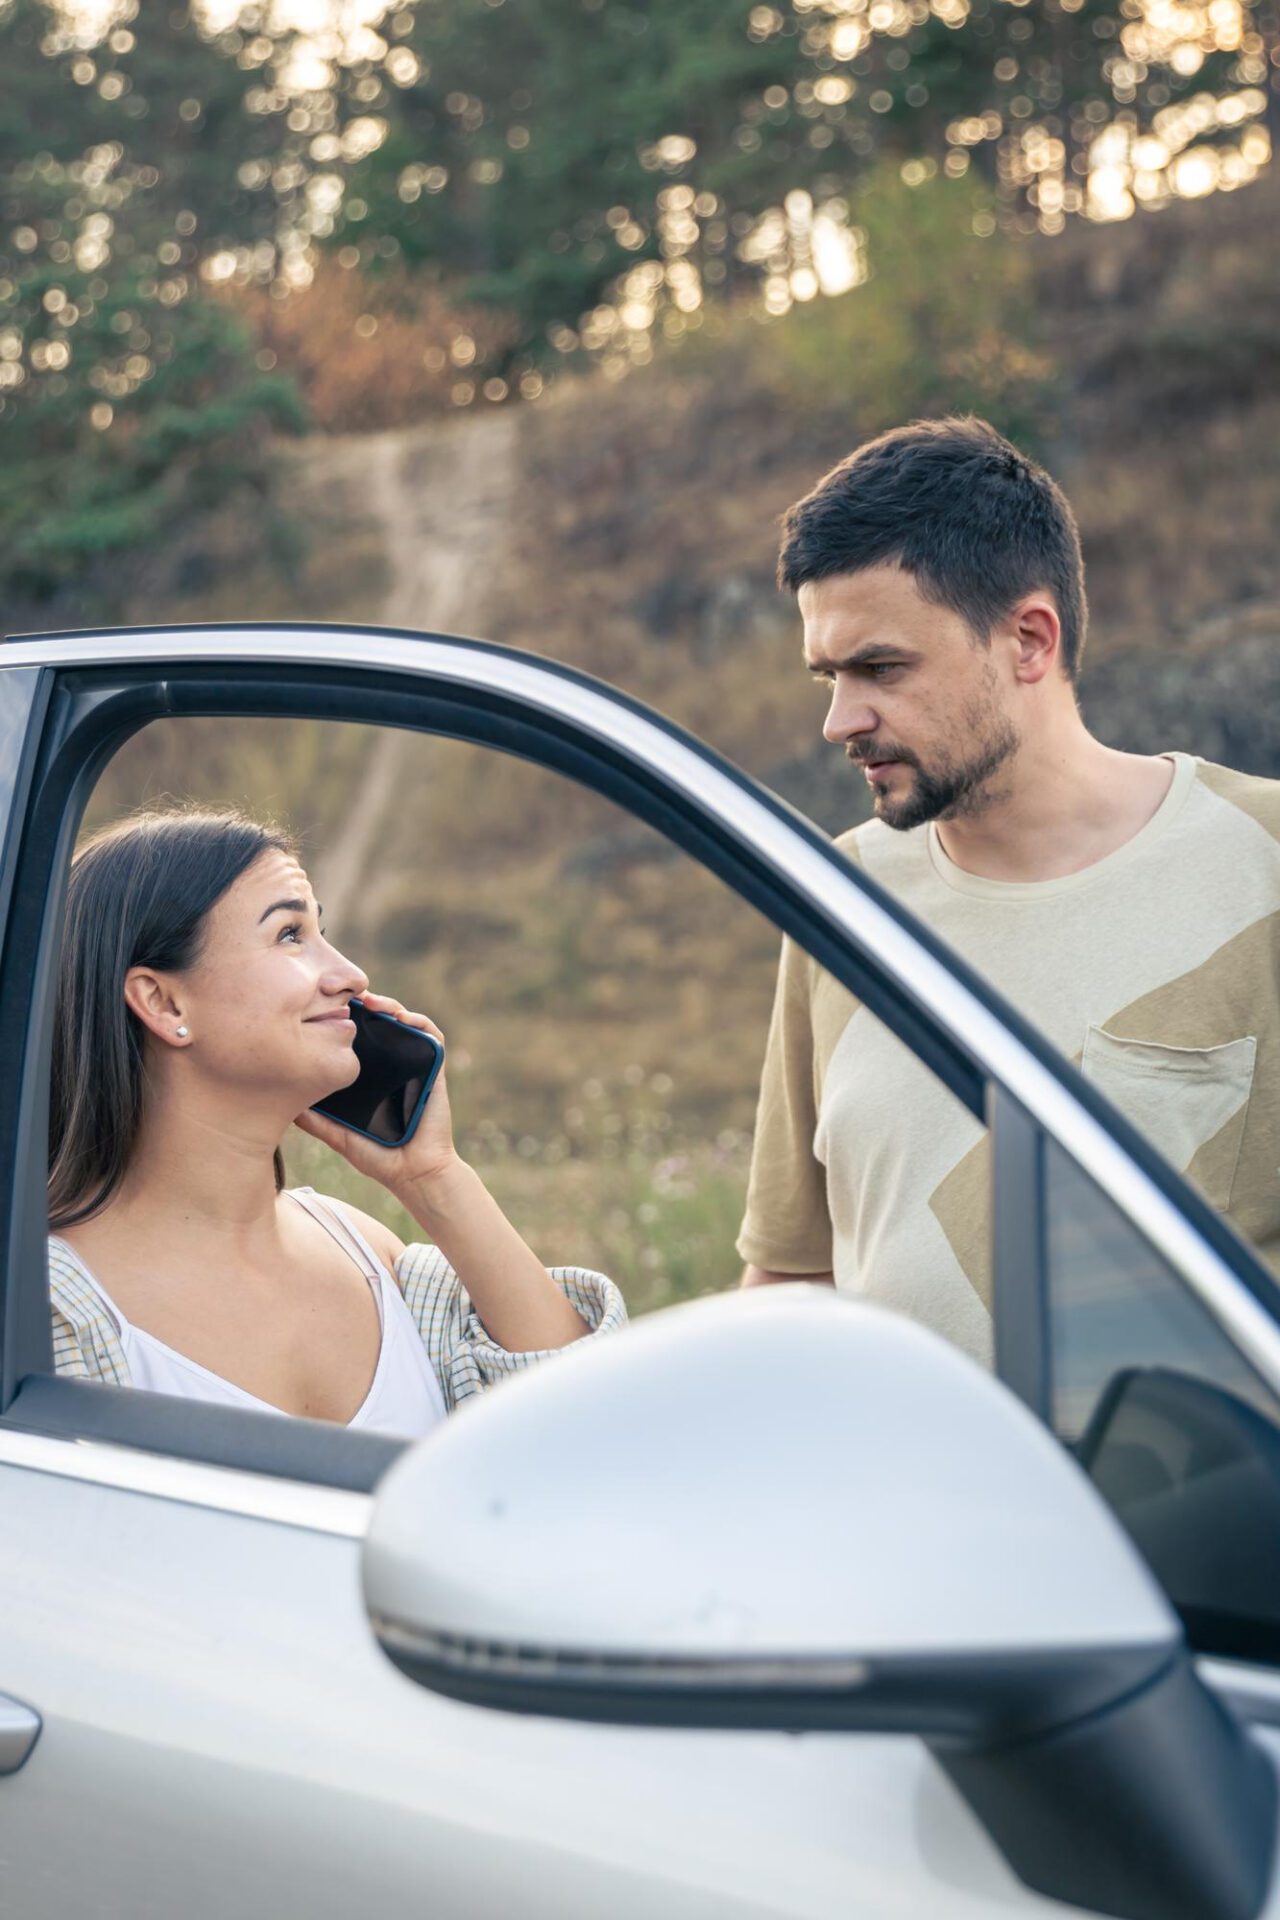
(932, 730, 1178, 885)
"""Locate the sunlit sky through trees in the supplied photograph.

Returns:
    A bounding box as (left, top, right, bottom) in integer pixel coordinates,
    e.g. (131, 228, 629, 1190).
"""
(0, 0, 1270, 610)
(196, 0, 1271, 357)
(49, 0, 1273, 271)
(4, 0, 1272, 455)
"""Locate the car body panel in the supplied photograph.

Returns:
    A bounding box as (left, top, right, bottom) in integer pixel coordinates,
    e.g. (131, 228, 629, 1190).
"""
(0, 1452, 1142, 1920)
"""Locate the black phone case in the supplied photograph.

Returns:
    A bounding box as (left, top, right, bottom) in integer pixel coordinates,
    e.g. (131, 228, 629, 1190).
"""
(310, 1002, 444, 1147)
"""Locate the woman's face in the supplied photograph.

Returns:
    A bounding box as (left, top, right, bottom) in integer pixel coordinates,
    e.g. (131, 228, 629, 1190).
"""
(170, 849, 369, 1108)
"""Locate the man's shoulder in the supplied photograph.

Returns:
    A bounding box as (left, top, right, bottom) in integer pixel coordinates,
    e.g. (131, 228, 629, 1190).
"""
(832, 814, 928, 875)
(1192, 758, 1280, 845)
(833, 820, 866, 863)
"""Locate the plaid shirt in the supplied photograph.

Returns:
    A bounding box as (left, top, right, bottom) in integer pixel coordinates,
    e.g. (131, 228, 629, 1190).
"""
(48, 1215, 627, 1415)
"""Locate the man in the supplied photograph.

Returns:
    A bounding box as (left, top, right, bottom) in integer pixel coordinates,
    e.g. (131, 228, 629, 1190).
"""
(736, 416, 1278, 1365)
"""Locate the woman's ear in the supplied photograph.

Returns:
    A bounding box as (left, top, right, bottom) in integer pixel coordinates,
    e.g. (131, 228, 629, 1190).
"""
(124, 968, 189, 1047)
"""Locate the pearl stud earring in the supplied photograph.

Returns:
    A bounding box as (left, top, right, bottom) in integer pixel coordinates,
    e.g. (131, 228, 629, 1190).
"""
(176, 1025, 189, 1038)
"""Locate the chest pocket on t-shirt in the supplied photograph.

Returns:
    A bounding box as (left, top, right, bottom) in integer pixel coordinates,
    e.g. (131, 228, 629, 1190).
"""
(1080, 1024, 1257, 1210)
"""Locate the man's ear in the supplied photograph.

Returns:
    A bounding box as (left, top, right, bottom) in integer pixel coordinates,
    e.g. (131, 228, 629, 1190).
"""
(1009, 594, 1061, 687)
(123, 967, 186, 1046)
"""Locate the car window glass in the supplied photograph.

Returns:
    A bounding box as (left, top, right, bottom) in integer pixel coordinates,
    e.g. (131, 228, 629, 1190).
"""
(71, 716, 780, 1312)
(56, 710, 984, 1328)
(1046, 1136, 1280, 1664)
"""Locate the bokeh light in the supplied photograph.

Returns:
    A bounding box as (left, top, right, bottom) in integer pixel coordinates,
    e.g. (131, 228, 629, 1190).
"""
(24, 0, 1280, 417)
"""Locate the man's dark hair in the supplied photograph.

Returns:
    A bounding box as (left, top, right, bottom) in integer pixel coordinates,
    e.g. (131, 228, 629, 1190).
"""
(777, 417, 1088, 682)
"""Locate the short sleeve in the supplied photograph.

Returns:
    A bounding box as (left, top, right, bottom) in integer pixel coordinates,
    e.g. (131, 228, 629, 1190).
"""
(735, 933, 834, 1274)
(394, 1244, 627, 1414)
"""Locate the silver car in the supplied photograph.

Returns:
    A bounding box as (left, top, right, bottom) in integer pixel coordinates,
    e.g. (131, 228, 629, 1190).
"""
(1, 623, 1278, 1920)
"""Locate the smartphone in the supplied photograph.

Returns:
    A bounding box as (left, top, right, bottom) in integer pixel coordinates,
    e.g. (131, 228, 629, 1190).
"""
(310, 999, 445, 1148)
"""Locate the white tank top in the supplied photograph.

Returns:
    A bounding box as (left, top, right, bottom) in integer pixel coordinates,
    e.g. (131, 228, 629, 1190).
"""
(48, 1187, 447, 1441)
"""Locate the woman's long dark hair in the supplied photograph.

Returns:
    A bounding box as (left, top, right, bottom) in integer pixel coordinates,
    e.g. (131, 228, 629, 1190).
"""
(49, 805, 298, 1232)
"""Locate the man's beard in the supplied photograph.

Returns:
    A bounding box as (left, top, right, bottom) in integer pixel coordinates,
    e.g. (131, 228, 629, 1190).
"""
(849, 703, 1020, 833)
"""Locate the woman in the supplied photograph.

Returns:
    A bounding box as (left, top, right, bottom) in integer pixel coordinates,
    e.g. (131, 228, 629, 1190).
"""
(48, 805, 625, 1437)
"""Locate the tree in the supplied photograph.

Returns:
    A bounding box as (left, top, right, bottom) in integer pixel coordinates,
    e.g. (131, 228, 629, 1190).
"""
(336, 0, 831, 365)
(0, 0, 305, 614)
(338, 0, 1274, 370)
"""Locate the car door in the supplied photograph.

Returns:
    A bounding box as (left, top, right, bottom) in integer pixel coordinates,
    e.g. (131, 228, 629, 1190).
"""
(0, 623, 1278, 1920)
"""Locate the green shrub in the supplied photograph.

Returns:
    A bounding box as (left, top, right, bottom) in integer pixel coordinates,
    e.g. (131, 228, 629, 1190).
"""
(741, 167, 1057, 450)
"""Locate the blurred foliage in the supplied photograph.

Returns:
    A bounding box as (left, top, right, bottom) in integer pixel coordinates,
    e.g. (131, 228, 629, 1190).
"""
(0, 0, 1274, 607)
(733, 167, 1057, 445)
(0, 0, 306, 613)
(341, 0, 1273, 377)
(0, 274, 305, 605)
(337, 0, 813, 350)
(79, 714, 381, 874)
(231, 258, 516, 431)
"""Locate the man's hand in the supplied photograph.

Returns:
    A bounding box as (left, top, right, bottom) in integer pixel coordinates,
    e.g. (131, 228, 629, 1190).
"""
(740, 1264, 835, 1288)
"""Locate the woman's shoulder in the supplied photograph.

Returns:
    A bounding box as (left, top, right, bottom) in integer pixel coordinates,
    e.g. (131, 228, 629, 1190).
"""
(298, 1189, 407, 1273)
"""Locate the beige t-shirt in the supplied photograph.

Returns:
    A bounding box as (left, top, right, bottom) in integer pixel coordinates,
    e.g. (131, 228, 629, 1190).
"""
(736, 753, 1280, 1365)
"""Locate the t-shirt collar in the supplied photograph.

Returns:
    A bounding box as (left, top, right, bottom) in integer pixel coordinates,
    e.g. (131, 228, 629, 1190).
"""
(924, 751, 1199, 900)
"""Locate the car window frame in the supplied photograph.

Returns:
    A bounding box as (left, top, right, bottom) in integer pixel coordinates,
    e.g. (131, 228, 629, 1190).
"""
(0, 622, 1276, 1502)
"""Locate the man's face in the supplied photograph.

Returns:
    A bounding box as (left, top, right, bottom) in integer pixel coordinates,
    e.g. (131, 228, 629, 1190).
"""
(799, 562, 1021, 833)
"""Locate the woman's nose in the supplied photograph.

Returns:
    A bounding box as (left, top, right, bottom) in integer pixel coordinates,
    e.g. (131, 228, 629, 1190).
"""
(324, 941, 369, 998)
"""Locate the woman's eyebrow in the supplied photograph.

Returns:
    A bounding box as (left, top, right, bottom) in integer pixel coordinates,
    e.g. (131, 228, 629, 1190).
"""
(258, 897, 323, 924)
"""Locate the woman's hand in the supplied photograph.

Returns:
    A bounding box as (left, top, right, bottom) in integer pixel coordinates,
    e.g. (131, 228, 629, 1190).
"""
(292, 990, 460, 1201)
(294, 992, 589, 1352)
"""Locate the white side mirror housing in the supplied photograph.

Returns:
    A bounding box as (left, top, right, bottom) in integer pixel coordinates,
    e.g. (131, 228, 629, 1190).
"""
(365, 1288, 1172, 1674)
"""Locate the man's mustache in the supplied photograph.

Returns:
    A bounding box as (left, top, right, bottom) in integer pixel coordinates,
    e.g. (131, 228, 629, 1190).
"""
(845, 744, 917, 768)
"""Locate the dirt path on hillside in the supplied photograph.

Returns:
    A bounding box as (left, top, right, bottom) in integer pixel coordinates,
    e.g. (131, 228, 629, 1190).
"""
(306, 408, 518, 934)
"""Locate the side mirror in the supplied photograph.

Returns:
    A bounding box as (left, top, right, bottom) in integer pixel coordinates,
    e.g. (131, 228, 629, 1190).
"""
(363, 1291, 1276, 1920)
